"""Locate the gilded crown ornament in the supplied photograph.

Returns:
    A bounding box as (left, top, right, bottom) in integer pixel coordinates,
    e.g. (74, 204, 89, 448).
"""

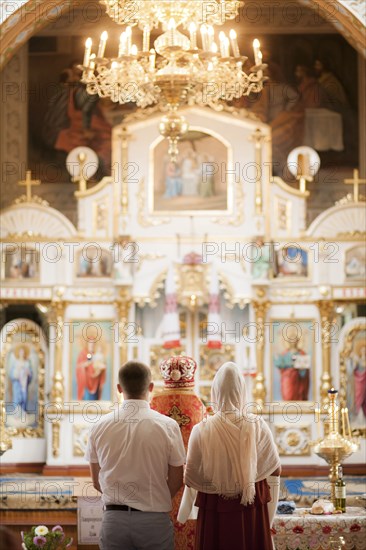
(160, 355, 197, 387)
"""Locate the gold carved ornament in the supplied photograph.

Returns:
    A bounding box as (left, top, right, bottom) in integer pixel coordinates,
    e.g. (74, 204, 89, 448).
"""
(275, 425, 311, 456)
(73, 424, 90, 457)
(115, 288, 133, 366)
(317, 300, 336, 406)
(251, 300, 271, 407)
(48, 295, 66, 457)
(175, 262, 209, 311)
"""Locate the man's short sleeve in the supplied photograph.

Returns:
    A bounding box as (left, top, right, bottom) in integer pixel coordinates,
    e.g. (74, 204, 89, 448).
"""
(168, 421, 186, 467)
(84, 428, 99, 463)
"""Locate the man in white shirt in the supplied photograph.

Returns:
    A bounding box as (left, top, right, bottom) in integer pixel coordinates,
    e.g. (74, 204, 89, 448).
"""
(85, 361, 186, 550)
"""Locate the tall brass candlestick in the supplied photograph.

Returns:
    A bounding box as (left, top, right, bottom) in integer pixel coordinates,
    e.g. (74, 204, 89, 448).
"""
(312, 388, 359, 505)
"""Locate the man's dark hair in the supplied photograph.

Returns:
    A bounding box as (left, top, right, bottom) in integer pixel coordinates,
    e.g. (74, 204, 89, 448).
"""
(118, 361, 152, 398)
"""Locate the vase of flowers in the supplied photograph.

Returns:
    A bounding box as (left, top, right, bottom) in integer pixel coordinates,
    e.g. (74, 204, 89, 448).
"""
(21, 525, 73, 549)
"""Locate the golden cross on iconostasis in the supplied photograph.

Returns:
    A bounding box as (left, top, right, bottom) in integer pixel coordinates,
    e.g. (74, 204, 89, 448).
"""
(344, 169, 366, 202)
(18, 170, 41, 202)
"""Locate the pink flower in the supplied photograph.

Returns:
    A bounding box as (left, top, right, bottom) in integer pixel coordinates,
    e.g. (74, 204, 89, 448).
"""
(52, 525, 63, 533)
(293, 526, 304, 534)
(322, 526, 332, 534)
(33, 536, 47, 547)
(350, 523, 361, 532)
(21, 532, 24, 541)
(66, 538, 73, 547)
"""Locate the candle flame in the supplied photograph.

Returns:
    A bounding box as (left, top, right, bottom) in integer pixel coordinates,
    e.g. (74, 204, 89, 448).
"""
(168, 18, 176, 30)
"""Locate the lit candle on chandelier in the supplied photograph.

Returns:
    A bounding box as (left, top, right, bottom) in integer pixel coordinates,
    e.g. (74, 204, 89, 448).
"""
(119, 32, 127, 57)
(341, 407, 346, 437)
(89, 53, 96, 70)
(83, 37, 92, 67)
(97, 31, 108, 58)
(207, 25, 214, 49)
(219, 31, 226, 57)
(211, 42, 218, 55)
(253, 38, 261, 65)
(224, 36, 230, 57)
(201, 24, 208, 51)
(168, 18, 176, 47)
(126, 26, 132, 55)
(143, 25, 150, 52)
(229, 29, 240, 57)
(189, 22, 197, 49)
(258, 50, 263, 78)
(344, 407, 352, 437)
(131, 44, 138, 56)
(149, 48, 156, 70)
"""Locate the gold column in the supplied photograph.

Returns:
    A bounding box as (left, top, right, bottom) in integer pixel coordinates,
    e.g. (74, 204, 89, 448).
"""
(49, 292, 65, 458)
(115, 288, 133, 367)
(252, 297, 270, 407)
(120, 126, 132, 224)
(52, 422, 61, 460)
(317, 300, 335, 406)
(249, 128, 268, 216)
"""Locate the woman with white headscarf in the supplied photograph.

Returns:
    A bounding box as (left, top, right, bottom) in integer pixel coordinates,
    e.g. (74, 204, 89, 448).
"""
(182, 362, 281, 550)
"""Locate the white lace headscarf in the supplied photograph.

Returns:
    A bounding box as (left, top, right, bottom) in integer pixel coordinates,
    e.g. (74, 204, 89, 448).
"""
(200, 362, 258, 505)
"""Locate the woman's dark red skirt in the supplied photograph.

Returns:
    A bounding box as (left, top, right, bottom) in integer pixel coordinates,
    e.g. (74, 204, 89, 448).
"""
(194, 479, 273, 550)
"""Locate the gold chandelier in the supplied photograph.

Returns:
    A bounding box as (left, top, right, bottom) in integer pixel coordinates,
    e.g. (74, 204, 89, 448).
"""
(81, 0, 266, 159)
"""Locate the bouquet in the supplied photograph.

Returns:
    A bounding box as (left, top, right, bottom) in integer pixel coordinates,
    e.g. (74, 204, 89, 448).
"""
(21, 525, 73, 549)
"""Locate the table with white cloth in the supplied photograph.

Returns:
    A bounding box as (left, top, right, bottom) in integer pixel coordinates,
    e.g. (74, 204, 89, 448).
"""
(304, 108, 344, 151)
(273, 507, 366, 550)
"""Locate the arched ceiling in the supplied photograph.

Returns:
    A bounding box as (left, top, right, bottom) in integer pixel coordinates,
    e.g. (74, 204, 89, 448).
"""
(0, 0, 365, 70)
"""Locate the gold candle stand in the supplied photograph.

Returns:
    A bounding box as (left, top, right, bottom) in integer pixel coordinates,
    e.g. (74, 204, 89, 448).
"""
(312, 388, 359, 506)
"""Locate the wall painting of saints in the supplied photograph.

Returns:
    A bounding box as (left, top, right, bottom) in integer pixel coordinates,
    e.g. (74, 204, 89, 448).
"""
(150, 129, 232, 215)
(271, 319, 315, 403)
(339, 322, 366, 435)
(276, 246, 309, 279)
(2, 246, 40, 281)
(76, 247, 113, 278)
(70, 321, 113, 402)
(345, 246, 366, 281)
(1, 319, 45, 436)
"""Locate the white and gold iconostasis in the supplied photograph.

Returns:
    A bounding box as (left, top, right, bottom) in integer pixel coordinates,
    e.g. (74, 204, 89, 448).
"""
(1, 107, 365, 468)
